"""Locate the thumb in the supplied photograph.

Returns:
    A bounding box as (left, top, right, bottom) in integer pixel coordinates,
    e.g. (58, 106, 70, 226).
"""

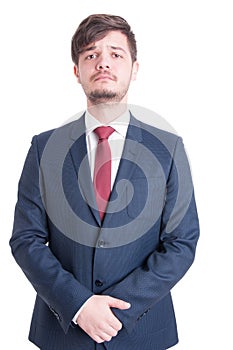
(108, 297, 131, 310)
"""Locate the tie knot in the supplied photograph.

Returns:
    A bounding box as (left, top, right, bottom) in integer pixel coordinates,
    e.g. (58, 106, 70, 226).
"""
(94, 126, 115, 141)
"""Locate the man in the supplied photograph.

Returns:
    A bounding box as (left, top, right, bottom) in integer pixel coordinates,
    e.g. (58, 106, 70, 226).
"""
(10, 14, 199, 350)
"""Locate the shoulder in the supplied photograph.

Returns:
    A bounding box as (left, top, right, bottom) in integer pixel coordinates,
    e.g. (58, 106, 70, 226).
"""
(31, 114, 85, 153)
(130, 113, 181, 153)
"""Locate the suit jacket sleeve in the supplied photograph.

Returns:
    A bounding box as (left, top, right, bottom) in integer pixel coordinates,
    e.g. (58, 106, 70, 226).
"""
(102, 137, 200, 333)
(9, 136, 93, 334)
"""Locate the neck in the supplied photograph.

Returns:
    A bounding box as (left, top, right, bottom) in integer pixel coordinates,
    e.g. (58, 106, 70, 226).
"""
(87, 101, 128, 124)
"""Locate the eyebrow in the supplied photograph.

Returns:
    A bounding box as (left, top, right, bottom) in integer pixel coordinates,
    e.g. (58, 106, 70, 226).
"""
(84, 46, 97, 52)
(110, 46, 127, 53)
(83, 45, 127, 54)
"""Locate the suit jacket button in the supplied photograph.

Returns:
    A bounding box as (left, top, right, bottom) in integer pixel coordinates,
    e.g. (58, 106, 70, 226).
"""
(95, 280, 103, 287)
(98, 240, 105, 248)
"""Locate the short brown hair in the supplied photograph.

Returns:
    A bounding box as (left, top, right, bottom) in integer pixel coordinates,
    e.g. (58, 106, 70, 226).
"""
(71, 14, 137, 65)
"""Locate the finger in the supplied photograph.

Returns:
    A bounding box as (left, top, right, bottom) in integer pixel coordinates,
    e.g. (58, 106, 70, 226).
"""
(105, 325, 118, 337)
(94, 335, 105, 344)
(108, 312, 123, 331)
(98, 321, 119, 337)
(108, 297, 131, 310)
(109, 327, 118, 337)
(98, 328, 118, 342)
(94, 329, 114, 343)
(101, 333, 113, 342)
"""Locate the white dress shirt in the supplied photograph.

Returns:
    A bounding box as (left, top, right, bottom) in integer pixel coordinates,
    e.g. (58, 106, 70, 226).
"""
(85, 110, 130, 188)
(72, 110, 130, 324)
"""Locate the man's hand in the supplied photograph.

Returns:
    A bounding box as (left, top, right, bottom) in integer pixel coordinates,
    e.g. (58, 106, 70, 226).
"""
(76, 295, 131, 343)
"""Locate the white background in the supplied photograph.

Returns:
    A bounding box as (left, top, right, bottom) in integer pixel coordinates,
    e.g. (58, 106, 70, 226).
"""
(1, 0, 232, 349)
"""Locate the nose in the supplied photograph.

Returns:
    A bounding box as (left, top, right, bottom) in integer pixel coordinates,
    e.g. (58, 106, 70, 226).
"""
(97, 63, 110, 70)
(96, 55, 111, 70)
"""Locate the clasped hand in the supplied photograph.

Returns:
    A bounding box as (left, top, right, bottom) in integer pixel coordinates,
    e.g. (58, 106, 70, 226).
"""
(76, 295, 131, 343)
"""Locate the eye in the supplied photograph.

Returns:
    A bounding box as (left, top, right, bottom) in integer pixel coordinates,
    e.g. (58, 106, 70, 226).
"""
(112, 53, 122, 58)
(86, 53, 97, 60)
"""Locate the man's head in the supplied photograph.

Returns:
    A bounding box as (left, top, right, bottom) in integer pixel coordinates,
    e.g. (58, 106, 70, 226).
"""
(71, 14, 137, 66)
(71, 14, 139, 106)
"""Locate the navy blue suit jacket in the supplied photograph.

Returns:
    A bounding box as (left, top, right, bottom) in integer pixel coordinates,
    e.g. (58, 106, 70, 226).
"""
(10, 114, 199, 350)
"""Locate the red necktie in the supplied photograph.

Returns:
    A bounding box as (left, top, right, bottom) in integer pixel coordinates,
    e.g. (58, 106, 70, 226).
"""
(94, 126, 115, 221)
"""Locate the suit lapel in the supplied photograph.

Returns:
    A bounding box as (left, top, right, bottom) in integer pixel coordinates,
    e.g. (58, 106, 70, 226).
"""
(103, 115, 143, 226)
(69, 115, 101, 225)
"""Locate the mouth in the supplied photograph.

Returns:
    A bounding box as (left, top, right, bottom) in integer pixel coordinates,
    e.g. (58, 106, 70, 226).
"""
(92, 73, 116, 82)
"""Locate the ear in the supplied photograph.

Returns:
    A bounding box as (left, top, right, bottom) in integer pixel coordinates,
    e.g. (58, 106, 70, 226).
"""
(131, 61, 139, 81)
(73, 65, 81, 83)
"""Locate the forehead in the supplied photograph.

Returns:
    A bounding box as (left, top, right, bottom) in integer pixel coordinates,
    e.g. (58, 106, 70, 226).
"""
(85, 31, 130, 52)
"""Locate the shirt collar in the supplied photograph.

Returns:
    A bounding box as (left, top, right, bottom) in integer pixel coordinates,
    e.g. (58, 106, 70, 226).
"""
(85, 110, 130, 138)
